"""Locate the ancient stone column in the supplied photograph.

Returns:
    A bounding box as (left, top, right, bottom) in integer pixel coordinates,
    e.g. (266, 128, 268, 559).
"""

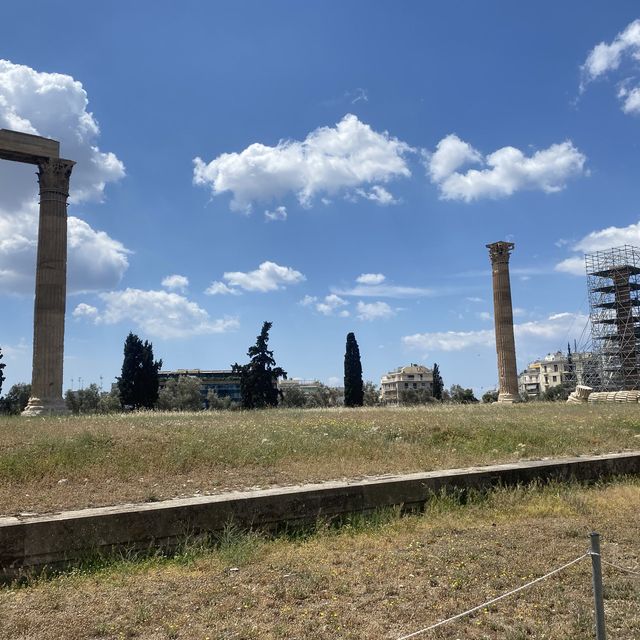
(22, 158, 75, 416)
(487, 241, 519, 403)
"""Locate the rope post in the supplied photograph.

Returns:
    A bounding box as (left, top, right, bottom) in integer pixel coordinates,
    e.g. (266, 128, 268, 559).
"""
(590, 532, 607, 640)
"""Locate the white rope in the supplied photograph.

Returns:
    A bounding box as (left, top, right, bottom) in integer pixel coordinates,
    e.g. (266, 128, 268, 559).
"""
(600, 558, 640, 577)
(396, 553, 589, 640)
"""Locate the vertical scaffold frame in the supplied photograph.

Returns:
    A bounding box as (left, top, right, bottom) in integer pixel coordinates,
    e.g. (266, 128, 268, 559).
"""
(586, 245, 640, 391)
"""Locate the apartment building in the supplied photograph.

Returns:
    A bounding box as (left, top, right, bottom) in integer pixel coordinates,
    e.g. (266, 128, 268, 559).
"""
(380, 364, 433, 404)
(518, 351, 595, 397)
(519, 361, 542, 397)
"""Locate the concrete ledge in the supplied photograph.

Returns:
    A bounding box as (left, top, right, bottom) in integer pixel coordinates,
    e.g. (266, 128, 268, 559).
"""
(1, 451, 639, 578)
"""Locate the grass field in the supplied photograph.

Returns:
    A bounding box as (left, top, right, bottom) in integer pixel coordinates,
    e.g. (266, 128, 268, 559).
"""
(1, 403, 639, 515)
(1, 479, 638, 639)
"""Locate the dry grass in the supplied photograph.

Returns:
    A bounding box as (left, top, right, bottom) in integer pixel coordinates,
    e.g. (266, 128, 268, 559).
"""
(1, 404, 639, 515)
(0, 479, 638, 639)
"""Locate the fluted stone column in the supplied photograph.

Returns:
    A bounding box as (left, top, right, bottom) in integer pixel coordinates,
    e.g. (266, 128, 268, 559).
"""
(487, 241, 519, 403)
(22, 158, 75, 416)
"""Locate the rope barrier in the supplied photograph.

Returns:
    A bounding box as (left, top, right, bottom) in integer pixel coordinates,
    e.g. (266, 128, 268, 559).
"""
(600, 558, 640, 577)
(396, 553, 589, 640)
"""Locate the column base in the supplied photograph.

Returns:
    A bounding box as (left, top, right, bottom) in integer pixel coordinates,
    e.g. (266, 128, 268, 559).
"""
(497, 392, 517, 404)
(21, 396, 70, 416)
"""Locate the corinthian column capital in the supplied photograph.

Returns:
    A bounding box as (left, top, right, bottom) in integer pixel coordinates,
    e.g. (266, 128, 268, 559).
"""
(486, 241, 514, 265)
(37, 158, 75, 195)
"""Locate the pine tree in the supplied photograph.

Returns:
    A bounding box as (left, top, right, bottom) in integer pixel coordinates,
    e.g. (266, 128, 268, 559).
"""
(0, 347, 5, 397)
(232, 321, 287, 409)
(117, 332, 162, 409)
(343, 332, 364, 407)
(432, 363, 443, 400)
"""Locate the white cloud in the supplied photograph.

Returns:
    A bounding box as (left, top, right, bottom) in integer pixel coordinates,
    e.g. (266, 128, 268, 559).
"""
(205, 281, 241, 296)
(300, 293, 351, 317)
(72, 303, 98, 319)
(354, 185, 398, 205)
(0, 60, 128, 295)
(0, 339, 29, 360)
(618, 85, 640, 114)
(75, 288, 239, 339)
(336, 273, 432, 298)
(581, 20, 640, 115)
(0, 60, 125, 205)
(466, 296, 484, 303)
(403, 328, 495, 352)
(224, 263, 304, 292)
(333, 283, 433, 298)
(265, 206, 287, 222)
(555, 256, 585, 276)
(581, 19, 640, 84)
(428, 134, 483, 183)
(67, 217, 130, 293)
(356, 273, 386, 285)
(574, 220, 640, 252)
(209, 261, 306, 294)
(356, 300, 395, 321)
(514, 312, 588, 340)
(193, 114, 413, 212)
(316, 294, 349, 316)
(555, 221, 640, 276)
(161, 274, 189, 292)
(403, 312, 587, 353)
(349, 88, 368, 104)
(427, 134, 587, 202)
(0, 205, 130, 294)
(478, 311, 492, 321)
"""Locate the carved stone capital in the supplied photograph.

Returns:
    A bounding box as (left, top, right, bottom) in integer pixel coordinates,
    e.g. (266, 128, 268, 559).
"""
(37, 158, 75, 195)
(487, 241, 515, 265)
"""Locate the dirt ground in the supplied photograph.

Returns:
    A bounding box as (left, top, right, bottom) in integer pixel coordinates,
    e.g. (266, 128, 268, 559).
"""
(1, 480, 638, 640)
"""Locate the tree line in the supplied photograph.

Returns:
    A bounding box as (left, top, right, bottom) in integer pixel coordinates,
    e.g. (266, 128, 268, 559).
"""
(1, 324, 479, 415)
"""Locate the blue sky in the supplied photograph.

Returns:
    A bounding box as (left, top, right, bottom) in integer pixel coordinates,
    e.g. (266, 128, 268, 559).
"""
(2, 2, 640, 395)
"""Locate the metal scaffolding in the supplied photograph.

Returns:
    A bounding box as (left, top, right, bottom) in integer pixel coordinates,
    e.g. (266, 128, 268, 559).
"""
(586, 245, 640, 391)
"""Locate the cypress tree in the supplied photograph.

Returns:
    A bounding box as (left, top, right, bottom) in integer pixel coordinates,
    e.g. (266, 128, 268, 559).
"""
(0, 347, 5, 397)
(140, 339, 162, 408)
(432, 363, 443, 400)
(232, 321, 287, 409)
(343, 332, 364, 407)
(117, 332, 162, 409)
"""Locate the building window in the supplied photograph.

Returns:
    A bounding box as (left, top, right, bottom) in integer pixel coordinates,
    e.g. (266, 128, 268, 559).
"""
(554, 364, 558, 372)
(404, 382, 408, 388)
(552, 376, 557, 382)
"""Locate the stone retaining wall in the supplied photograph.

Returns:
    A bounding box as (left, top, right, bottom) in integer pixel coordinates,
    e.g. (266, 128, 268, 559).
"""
(1, 452, 639, 580)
